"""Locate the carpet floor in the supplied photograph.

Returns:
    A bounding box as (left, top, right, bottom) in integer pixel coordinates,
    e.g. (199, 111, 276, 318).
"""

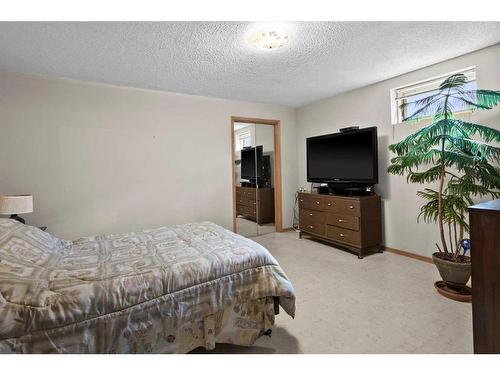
(192, 231, 473, 354)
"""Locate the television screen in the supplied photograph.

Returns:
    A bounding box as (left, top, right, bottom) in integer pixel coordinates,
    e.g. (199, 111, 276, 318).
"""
(307, 127, 378, 184)
(241, 146, 263, 179)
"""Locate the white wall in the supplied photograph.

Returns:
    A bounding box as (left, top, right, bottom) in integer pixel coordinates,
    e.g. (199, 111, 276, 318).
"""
(0, 71, 297, 239)
(296, 44, 500, 256)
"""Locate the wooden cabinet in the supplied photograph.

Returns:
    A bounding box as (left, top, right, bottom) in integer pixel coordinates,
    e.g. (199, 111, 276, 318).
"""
(236, 186, 275, 225)
(468, 199, 500, 354)
(298, 192, 382, 258)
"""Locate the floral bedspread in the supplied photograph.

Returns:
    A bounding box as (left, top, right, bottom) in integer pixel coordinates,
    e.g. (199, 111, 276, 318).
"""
(0, 219, 295, 353)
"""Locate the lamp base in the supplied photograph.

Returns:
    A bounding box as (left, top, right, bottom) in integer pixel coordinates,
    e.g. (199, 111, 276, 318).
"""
(10, 214, 26, 224)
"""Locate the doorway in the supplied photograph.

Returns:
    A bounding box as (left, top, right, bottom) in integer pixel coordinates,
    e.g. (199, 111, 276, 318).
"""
(231, 116, 282, 237)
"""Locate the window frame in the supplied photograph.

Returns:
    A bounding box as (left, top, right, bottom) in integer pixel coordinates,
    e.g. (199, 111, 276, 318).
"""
(390, 66, 477, 125)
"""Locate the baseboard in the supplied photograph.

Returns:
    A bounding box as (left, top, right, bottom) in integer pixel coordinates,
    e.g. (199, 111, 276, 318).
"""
(286, 229, 432, 263)
(383, 246, 433, 264)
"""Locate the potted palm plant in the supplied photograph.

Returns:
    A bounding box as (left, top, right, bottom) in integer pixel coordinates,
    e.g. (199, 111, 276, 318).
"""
(387, 73, 500, 293)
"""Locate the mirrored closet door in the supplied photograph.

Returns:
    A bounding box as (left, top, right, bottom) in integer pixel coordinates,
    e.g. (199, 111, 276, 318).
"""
(234, 123, 258, 237)
(233, 122, 276, 238)
(254, 124, 275, 236)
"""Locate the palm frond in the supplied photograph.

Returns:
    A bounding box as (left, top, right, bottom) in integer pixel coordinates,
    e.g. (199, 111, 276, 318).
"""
(439, 74, 468, 90)
(457, 162, 500, 193)
(445, 136, 500, 164)
(448, 179, 500, 199)
(438, 149, 484, 169)
(389, 119, 452, 155)
(388, 148, 438, 172)
(447, 95, 492, 110)
(455, 119, 500, 143)
(400, 94, 443, 121)
(389, 118, 500, 157)
(459, 89, 500, 109)
(416, 188, 471, 232)
(406, 165, 442, 184)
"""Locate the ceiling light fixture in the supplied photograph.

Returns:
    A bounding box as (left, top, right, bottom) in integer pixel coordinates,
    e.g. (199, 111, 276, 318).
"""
(250, 29, 289, 50)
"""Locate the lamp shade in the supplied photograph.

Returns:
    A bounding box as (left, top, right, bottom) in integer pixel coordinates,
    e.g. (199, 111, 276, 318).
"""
(0, 195, 33, 215)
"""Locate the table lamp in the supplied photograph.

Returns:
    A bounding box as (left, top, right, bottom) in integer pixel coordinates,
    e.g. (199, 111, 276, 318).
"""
(0, 195, 34, 224)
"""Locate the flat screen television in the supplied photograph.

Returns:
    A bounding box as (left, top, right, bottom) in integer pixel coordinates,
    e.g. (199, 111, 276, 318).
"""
(241, 145, 263, 180)
(306, 127, 378, 185)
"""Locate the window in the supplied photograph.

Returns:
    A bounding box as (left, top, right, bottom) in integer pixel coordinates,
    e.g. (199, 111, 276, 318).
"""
(391, 67, 477, 124)
(236, 131, 252, 151)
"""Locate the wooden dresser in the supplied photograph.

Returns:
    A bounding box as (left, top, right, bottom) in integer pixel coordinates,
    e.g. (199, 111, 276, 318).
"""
(298, 192, 382, 258)
(468, 199, 500, 353)
(236, 186, 275, 225)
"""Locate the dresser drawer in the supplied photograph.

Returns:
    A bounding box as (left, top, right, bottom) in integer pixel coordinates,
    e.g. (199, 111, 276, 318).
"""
(300, 219, 326, 237)
(326, 213, 359, 231)
(245, 199, 257, 210)
(326, 226, 361, 246)
(236, 188, 257, 199)
(236, 196, 249, 207)
(238, 205, 256, 218)
(300, 208, 326, 223)
(298, 194, 324, 210)
(323, 197, 360, 216)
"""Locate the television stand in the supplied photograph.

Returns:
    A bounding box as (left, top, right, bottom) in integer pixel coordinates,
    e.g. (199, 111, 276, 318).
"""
(298, 191, 382, 258)
(316, 183, 374, 197)
(342, 187, 372, 197)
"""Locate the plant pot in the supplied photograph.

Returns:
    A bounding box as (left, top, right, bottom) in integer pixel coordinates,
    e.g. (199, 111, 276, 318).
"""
(432, 252, 471, 287)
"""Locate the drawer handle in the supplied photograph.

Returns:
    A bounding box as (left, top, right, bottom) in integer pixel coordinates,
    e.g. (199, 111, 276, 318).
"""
(338, 219, 344, 222)
(349, 205, 354, 209)
(309, 213, 313, 216)
(308, 225, 314, 229)
(340, 233, 345, 237)
(300, 199, 304, 202)
(327, 203, 332, 206)
(316, 201, 320, 205)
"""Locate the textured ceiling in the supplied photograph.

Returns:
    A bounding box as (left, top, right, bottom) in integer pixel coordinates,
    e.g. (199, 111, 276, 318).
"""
(0, 22, 499, 107)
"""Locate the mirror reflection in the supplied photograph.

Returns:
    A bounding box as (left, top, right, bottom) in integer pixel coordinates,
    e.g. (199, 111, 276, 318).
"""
(234, 122, 275, 237)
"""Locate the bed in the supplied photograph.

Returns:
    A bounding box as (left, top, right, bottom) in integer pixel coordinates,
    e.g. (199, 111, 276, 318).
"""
(0, 219, 295, 353)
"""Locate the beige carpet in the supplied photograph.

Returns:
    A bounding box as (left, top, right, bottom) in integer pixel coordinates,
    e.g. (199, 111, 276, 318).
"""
(192, 231, 473, 354)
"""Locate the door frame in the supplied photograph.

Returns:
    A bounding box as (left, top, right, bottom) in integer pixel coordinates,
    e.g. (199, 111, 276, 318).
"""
(230, 116, 283, 233)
